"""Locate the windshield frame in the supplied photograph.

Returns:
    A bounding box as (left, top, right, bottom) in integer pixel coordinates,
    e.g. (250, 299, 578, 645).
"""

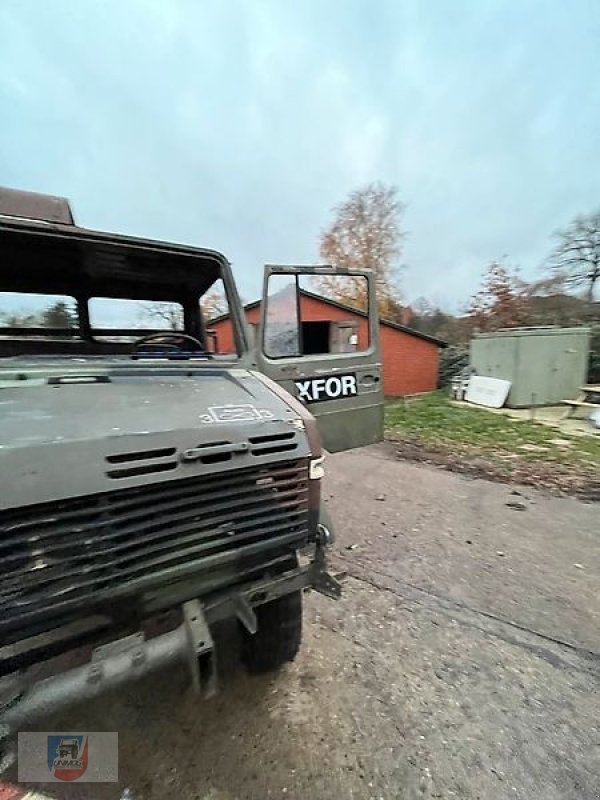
(0, 216, 251, 363)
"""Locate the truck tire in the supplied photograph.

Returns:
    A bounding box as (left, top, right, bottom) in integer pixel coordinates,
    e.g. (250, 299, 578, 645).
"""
(242, 590, 302, 674)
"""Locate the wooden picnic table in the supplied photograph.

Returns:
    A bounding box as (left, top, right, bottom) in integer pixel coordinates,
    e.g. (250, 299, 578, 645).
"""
(562, 384, 600, 418)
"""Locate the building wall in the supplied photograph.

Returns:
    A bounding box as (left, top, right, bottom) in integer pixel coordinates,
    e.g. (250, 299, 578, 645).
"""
(379, 324, 440, 396)
(209, 295, 441, 396)
(208, 311, 239, 354)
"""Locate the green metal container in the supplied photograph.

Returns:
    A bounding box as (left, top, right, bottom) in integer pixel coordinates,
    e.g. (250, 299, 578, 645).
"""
(470, 327, 591, 407)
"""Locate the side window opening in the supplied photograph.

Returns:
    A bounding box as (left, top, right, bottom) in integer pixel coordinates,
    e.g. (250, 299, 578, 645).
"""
(200, 278, 236, 356)
(263, 273, 368, 359)
(89, 299, 184, 343)
(0, 283, 240, 360)
(0, 293, 79, 335)
(87, 279, 237, 358)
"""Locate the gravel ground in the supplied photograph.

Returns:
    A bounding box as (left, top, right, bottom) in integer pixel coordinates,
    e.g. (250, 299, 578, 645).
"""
(12, 444, 600, 800)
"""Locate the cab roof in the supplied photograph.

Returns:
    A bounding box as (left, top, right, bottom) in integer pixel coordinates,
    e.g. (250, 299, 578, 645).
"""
(0, 187, 227, 301)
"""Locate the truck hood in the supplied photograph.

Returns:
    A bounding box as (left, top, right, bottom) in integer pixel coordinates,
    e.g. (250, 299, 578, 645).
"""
(0, 366, 310, 509)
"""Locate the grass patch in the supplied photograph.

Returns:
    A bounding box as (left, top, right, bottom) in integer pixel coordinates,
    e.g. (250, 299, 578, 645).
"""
(385, 392, 600, 470)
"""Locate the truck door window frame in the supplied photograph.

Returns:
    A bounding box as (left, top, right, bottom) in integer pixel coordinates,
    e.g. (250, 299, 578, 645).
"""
(262, 269, 374, 362)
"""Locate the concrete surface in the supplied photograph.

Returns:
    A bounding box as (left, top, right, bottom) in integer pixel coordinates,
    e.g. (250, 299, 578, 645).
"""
(452, 400, 600, 438)
(500, 405, 600, 437)
(13, 444, 600, 800)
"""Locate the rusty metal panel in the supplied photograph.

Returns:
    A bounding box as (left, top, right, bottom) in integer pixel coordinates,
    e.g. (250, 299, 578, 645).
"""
(0, 186, 74, 224)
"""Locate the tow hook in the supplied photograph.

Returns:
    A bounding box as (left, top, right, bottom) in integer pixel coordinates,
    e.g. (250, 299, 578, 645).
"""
(316, 521, 335, 548)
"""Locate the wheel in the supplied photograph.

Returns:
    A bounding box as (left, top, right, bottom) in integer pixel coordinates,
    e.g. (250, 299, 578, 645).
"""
(242, 590, 303, 674)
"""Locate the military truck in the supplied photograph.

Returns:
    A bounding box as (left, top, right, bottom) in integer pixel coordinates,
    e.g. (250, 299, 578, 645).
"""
(0, 187, 383, 740)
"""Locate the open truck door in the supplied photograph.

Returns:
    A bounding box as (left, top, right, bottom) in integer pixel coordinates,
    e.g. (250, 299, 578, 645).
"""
(256, 265, 384, 453)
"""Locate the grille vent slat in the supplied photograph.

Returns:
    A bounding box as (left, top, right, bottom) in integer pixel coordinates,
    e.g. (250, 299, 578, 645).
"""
(105, 446, 178, 479)
(249, 431, 298, 456)
(106, 448, 177, 464)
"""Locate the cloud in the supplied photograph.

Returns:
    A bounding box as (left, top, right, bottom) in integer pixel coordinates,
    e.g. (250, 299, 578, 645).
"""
(0, 0, 599, 311)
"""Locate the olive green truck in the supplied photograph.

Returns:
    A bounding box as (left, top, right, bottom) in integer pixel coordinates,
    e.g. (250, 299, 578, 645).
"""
(0, 187, 383, 751)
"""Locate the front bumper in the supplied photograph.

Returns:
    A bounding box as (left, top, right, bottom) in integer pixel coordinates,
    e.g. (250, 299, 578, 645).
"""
(0, 538, 340, 739)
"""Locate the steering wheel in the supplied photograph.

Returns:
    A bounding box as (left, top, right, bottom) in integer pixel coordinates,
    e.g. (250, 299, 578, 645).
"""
(133, 332, 205, 354)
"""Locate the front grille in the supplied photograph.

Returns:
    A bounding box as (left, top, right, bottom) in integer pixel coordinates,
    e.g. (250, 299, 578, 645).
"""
(0, 459, 308, 639)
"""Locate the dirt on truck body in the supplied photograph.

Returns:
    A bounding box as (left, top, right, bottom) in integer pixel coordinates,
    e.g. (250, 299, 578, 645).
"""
(0, 187, 383, 765)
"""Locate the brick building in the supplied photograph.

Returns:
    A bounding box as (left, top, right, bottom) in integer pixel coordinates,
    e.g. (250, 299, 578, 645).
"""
(210, 291, 446, 397)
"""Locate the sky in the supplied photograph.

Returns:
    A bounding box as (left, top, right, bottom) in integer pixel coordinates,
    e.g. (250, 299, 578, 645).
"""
(1, 0, 599, 312)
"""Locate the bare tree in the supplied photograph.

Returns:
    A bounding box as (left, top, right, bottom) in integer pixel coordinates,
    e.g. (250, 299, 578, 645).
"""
(548, 210, 600, 301)
(139, 284, 227, 332)
(315, 182, 404, 317)
(410, 297, 454, 339)
(201, 285, 227, 321)
(138, 302, 184, 330)
(0, 311, 40, 328)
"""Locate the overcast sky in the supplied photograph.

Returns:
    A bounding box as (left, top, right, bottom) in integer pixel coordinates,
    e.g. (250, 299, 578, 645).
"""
(1, 0, 599, 311)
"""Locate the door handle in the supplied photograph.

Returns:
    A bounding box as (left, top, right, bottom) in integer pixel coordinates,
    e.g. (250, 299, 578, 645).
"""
(359, 374, 380, 386)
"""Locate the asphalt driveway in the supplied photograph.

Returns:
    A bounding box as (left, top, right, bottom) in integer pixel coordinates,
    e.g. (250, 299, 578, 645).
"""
(13, 444, 600, 800)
